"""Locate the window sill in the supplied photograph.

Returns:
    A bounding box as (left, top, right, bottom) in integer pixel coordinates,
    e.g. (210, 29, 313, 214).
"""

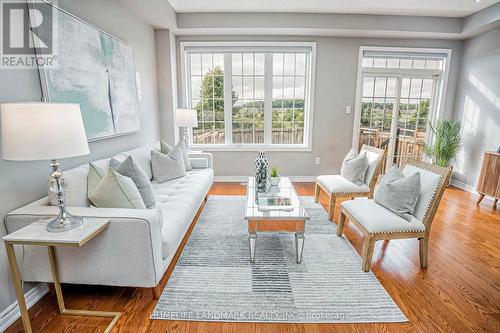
(190, 144, 312, 152)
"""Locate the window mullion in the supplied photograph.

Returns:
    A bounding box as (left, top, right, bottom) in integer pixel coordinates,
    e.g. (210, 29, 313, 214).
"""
(223, 53, 232, 145)
(264, 53, 273, 145)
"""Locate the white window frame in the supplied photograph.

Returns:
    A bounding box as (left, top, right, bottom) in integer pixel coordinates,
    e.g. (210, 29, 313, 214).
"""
(180, 41, 317, 152)
(351, 46, 452, 149)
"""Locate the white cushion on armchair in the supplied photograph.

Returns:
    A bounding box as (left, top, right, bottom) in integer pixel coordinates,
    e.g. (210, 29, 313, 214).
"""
(341, 199, 425, 234)
(317, 175, 370, 194)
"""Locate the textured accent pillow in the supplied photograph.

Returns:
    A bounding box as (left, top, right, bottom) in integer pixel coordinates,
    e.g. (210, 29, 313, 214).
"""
(89, 169, 146, 209)
(374, 165, 421, 221)
(87, 162, 106, 198)
(111, 156, 156, 208)
(109, 158, 121, 170)
(160, 141, 173, 154)
(177, 140, 191, 171)
(340, 149, 369, 186)
(151, 147, 186, 183)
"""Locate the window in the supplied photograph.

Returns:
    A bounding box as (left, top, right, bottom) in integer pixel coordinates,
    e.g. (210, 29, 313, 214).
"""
(188, 52, 225, 144)
(182, 42, 316, 150)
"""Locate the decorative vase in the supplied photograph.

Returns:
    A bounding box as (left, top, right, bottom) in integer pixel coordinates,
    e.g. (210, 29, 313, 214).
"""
(255, 152, 270, 192)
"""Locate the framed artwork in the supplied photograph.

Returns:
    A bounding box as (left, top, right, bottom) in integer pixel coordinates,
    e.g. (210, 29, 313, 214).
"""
(33, 1, 140, 141)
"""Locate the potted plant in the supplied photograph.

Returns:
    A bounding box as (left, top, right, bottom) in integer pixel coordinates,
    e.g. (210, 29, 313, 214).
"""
(424, 120, 462, 167)
(269, 166, 280, 186)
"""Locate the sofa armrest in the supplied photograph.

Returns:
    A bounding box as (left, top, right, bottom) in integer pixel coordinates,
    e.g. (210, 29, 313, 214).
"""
(5, 203, 165, 287)
(188, 152, 213, 169)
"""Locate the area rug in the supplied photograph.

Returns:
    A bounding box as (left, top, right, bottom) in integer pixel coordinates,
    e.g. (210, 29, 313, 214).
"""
(151, 196, 408, 323)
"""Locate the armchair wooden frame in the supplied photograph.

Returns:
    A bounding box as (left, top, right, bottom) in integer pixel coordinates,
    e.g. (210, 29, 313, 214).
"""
(337, 159, 452, 272)
(314, 145, 386, 221)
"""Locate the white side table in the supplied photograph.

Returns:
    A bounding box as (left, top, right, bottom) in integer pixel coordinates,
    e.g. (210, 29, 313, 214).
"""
(2, 218, 120, 333)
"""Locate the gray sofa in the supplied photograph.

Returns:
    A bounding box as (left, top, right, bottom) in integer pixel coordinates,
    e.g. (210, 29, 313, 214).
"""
(4, 143, 213, 296)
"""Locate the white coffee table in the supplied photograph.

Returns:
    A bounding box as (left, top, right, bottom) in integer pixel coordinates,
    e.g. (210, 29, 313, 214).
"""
(2, 218, 120, 333)
(245, 177, 309, 263)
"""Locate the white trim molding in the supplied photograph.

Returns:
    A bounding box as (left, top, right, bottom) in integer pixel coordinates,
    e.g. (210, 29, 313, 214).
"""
(449, 178, 476, 193)
(0, 283, 48, 332)
(214, 175, 316, 182)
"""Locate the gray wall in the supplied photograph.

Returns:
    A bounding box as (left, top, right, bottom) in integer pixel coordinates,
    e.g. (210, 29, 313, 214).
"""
(0, 0, 160, 314)
(452, 27, 500, 188)
(176, 35, 462, 178)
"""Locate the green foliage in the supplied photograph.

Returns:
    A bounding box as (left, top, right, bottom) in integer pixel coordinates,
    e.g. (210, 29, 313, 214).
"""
(270, 166, 279, 177)
(424, 120, 462, 167)
(194, 66, 237, 129)
(194, 67, 305, 132)
(360, 100, 429, 130)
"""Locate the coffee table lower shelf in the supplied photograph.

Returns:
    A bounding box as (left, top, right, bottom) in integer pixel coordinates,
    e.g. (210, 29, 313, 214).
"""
(247, 219, 305, 264)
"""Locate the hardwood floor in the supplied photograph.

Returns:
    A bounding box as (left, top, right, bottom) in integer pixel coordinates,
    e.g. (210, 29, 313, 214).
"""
(5, 182, 499, 333)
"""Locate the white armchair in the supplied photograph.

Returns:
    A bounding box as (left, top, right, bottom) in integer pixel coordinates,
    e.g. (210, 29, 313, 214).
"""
(337, 159, 452, 272)
(314, 145, 386, 221)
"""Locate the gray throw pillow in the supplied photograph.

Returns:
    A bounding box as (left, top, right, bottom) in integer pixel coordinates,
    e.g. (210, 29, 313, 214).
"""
(151, 147, 186, 183)
(112, 156, 156, 208)
(374, 165, 421, 221)
(178, 140, 192, 171)
(89, 169, 146, 209)
(340, 149, 369, 186)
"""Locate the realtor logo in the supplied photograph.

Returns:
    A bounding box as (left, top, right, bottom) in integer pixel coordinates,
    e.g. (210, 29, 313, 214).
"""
(1, 0, 57, 68)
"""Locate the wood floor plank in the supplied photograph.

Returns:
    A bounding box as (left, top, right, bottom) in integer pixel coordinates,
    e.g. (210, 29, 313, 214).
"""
(4, 182, 499, 333)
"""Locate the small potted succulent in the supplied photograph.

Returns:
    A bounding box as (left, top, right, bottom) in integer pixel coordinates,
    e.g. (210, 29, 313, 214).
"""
(269, 166, 280, 186)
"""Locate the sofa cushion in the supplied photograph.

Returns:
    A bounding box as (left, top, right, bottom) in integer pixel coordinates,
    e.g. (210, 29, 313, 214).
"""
(111, 156, 156, 208)
(152, 169, 214, 258)
(341, 199, 425, 234)
(89, 169, 146, 209)
(317, 175, 370, 194)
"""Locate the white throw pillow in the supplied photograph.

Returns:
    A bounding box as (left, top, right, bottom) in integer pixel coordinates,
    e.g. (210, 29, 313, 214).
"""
(88, 169, 146, 209)
(340, 149, 369, 186)
(87, 162, 106, 198)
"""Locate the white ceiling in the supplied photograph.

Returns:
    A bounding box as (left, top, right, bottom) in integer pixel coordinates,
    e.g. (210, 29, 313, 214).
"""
(168, 0, 500, 17)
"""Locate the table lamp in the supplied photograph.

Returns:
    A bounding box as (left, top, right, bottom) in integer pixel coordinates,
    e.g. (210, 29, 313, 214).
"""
(174, 108, 198, 149)
(1, 102, 90, 232)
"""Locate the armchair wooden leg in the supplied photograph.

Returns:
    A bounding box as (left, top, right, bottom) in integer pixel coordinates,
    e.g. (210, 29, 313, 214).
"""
(419, 237, 429, 269)
(328, 194, 336, 221)
(314, 181, 320, 203)
(336, 211, 346, 236)
(152, 286, 161, 300)
(362, 237, 375, 272)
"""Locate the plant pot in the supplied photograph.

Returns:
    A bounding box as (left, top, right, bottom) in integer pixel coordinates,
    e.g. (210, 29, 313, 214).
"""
(269, 176, 281, 186)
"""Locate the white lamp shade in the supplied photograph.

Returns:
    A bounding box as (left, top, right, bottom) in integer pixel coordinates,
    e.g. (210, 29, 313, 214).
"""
(174, 109, 198, 128)
(1, 102, 90, 161)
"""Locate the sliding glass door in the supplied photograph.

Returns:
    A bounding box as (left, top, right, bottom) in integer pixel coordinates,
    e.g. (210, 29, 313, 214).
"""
(358, 74, 438, 171)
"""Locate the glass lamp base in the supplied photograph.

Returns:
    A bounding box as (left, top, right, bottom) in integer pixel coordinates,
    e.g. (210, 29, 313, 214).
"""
(47, 215, 83, 233)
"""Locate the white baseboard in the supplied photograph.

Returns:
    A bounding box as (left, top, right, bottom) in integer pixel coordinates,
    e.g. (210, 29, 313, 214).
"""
(0, 283, 48, 332)
(214, 176, 316, 182)
(449, 178, 476, 193)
